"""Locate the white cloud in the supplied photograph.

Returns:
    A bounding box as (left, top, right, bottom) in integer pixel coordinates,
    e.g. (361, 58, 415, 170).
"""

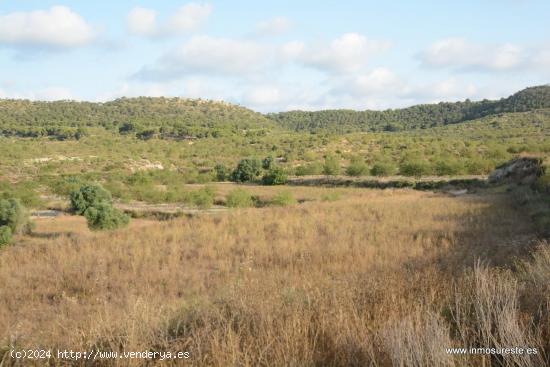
(127, 7, 158, 37)
(295, 33, 391, 73)
(349, 68, 405, 95)
(127, 3, 212, 38)
(256, 17, 292, 36)
(0, 6, 95, 48)
(135, 36, 271, 79)
(421, 38, 524, 71)
(244, 86, 282, 106)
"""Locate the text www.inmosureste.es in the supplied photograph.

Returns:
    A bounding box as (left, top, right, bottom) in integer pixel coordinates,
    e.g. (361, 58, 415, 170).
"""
(445, 346, 538, 356)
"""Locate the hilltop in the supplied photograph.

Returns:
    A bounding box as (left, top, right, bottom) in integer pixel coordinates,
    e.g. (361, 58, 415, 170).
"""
(0, 97, 276, 140)
(268, 85, 550, 133)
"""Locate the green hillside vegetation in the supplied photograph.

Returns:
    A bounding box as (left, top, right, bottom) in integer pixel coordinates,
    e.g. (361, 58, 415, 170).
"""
(268, 85, 550, 133)
(0, 86, 549, 207)
(0, 97, 275, 140)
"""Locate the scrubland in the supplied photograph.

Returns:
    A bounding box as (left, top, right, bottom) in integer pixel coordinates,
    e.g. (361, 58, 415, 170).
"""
(1, 188, 548, 366)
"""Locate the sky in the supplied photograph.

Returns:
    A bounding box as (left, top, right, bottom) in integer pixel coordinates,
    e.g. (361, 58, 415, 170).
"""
(0, 0, 549, 112)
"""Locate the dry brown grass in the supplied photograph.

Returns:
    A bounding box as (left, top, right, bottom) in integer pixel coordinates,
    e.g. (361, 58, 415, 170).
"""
(0, 188, 548, 366)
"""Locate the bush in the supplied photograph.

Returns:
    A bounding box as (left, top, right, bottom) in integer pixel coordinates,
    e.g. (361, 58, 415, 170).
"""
(70, 184, 112, 215)
(262, 167, 288, 185)
(225, 189, 253, 208)
(84, 202, 129, 231)
(345, 158, 369, 176)
(466, 159, 494, 175)
(434, 160, 464, 176)
(214, 164, 229, 181)
(270, 191, 296, 206)
(295, 162, 323, 176)
(399, 160, 431, 178)
(371, 162, 395, 176)
(0, 226, 12, 246)
(262, 155, 275, 170)
(0, 198, 31, 235)
(190, 187, 215, 209)
(230, 158, 262, 182)
(323, 155, 341, 176)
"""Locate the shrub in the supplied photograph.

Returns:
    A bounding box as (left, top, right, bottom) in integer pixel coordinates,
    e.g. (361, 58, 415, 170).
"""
(295, 162, 323, 176)
(230, 158, 262, 182)
(84, 202, 129, 231)
(0, 198, 31, 235)
(225, 189, 253, 208)
(434, 160, 464, 176)
(0, 225, 12, 246)
(270, 191, 296, 206)
(262, 167, 288, 185)
(399, 160, 431, 178)
(50, 176, 85, 196)
(323, 155, 341, 176)
(262, 156, 274, 170)
(466, 159, 494, 175)
(190, 187, 215, 209)
(345, 158, 369, 176)
(371, 162, 395, 176)
(70, 184, 112, 215)
(214, 164, 229, 182)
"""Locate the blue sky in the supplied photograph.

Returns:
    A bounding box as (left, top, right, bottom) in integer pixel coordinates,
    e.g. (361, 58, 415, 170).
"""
(1, 1, 549, 111)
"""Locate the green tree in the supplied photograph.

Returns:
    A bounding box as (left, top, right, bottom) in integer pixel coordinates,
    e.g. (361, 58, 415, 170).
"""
(230, 158, 262, 182)
(70, 184, 112, 215)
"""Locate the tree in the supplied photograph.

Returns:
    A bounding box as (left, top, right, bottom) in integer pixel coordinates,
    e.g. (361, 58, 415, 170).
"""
(70, 184, 112, 215)
(262, 167, 288, 185)
(83, 202, 129, 231)
(323, 155, 341, 176)
(0, 198, 31, 245)
(230, 158, 262, 182)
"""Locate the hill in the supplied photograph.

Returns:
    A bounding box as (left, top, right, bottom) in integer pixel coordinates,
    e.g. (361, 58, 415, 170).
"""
(267, 85, 550, 133)
(0, 97, 276, 140)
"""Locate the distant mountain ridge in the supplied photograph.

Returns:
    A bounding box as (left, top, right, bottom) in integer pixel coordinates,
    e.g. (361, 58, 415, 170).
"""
(267, 85, 550, 133)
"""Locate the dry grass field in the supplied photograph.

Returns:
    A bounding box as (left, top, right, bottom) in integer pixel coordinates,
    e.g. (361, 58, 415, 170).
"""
(0, 187, 549, 366)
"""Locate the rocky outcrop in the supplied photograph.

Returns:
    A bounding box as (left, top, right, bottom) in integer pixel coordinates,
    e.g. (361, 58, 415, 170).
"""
(489, 157, 544, 185)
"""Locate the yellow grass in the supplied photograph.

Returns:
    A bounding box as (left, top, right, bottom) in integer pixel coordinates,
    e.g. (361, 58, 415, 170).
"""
(0, 189, 548, 366)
